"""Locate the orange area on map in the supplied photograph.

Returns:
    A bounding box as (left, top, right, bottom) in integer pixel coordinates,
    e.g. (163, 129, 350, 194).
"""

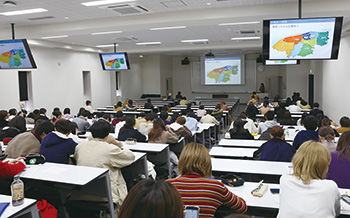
(284, 34, 303, 44)
(2, 51, 11, 57)
(273, 40, 295, 57)
(213, 68, 223, 73)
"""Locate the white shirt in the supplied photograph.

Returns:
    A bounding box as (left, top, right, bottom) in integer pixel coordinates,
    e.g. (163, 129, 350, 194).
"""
(278, 174, 340, 218)
(229, 118, 257, 134)
(286, 105, 301, 113)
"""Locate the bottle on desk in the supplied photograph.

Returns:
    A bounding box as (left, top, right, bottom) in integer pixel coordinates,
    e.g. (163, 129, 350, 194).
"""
(11, 175, 24, 206)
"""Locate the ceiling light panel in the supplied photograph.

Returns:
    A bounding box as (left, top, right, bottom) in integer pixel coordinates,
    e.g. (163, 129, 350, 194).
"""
(150, 26, 186, 31)
(91, 30, 123, 35)
(81, 0, 136, 7)
(0, 8, 47, 16)
(219, 21, 260, 26)
(41, 35, 68, 39)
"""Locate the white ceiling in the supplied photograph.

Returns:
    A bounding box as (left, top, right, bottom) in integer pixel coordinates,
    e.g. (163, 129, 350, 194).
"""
(0, 0, 349, 55)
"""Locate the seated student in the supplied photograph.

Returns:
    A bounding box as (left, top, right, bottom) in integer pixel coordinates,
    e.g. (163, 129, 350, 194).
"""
(74, 120, 135, 208)
(115, 115, 127, 136)
(25, 112, 36, 124)
(320, 117, 339, 137)
(84, 100, 93, 113)
(167, 143, 247, 217)
(118, 117, 147, 142)
(169, 116, 192, 139)
(259, 100, 271, 115)
(211, 104, 223, 121)
(196, 104, 207, 118)
(299, 99, 311, 109)
(166, 92, 174, 101)
(76, 107, 85, 117)
(125, 99, 138, 111)
(68, 122, 84, 144)
(135, 112, 146, 129)
(102, 114, 115, 133)
(245, 101, 259, 121)
(229, 119, 254, 140)
(138, 113, 156, 135)
(8, 108, 17, 121)
(118, 179, 183, 218)
(337, 116, 350, 133)
(292, 115, 319, 150)
(63, 107, 73, 119)
(257, 111, 278, 134)
(278, 141, 340, 218)
(50, 107, 60, 120)
(310, 102, 324, 117)
(286, 101, 301, 113)
(275, 102, 286, 123)
(144, 98, 154, 110)
(296, 112, 308, 127)
(279, 111, 297, 125)
(40, 119, 77, 164)
(229, 113, 257, 134)
(175, 91, 183, 100)
(185, 112, 198, 132)
(0, 116, 27, 141)
(179, 96, 189, 106)
(251, 91, 259, 101)
(253, 126, 295, 162)
(318, 126, 337, 152)
(5, 121, 54, 158)
(327, 131, 350, 188)
(112, 111, 123, 127)
(160, 111, 172, 125)
(114, 101, 123, 111)
(220, 100, 230, 111)
(200, 110, 220, 126)
(51, 111, 62, 125)
(37, 108, 50, 121)
(181, 103, 192, 116)
(0, 157, 26, 180)
(72, 110, 91, 134)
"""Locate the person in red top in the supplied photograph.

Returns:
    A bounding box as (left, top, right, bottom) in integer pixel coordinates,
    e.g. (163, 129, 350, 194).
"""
(0, 157, 26, 180)
(168, 142, 247, 217)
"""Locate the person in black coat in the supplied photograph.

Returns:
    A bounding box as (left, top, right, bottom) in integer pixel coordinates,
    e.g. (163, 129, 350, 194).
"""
(229, 119, 254, 140)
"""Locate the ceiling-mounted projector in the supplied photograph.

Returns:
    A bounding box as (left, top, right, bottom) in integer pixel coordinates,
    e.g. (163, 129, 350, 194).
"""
(205, 51, 215, 57)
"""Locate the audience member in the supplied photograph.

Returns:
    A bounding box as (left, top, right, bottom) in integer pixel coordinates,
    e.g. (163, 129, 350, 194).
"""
(245, 101, 258, 121)
(138, 113, 156, 135)
(77, 107, 85, 117)
(160, 111, 172, 125)
(51, 111, 62, 125)
(296, 112, 308, 126)
(144, 98, 154, 110)
(292, 115, 319, 150)
(102, 114, 115, 133)
(286, 102, 301, 113)
(115, 116, 127, 136)
(229, 113, 257, 134)
(211, 104, 223, 121)
(135, 113, 146, 129)
(40, 119, 77, 164)
(257, 111, 278, 134)
(114, 101, 123, 111)
(8, 108, 17, 121)
(125, 99, 138, 111)
(253, 126, 295, 162)
(310, 102, 324, 117)
(112, 111, 124, 127)
(200, 110, 220, 126)
(291, 92, 301, 102)
(229, 119, 254, 140)
(285, 97, 292, 107)
(0, 110, 9, 129)
(185, 112, 198, 132)
(299, 99, 311, 109)
(278, 141, 340, 218)
(320, 117, 339, 137)
(275, 102, 286, 123)
(118, 179, 183, 218)
(169, 116, 192, 139)
(196, 104, 207, 118)
(318, 126, 337, 152)
(167, 143, 247, 217)
(63, 107, 73, 119)
(84, 100, 93, 113)
(327, 131, 350, 188)
(220, 100, 230, 111)
(279, 111, 297, 125)
(179, 97, 189, 106)
(251, 91, 259, 100)
(5, 121, 54, 158)
(166, 93, 174, 101)
(38, 108, 49, 121)
(181, 103, 192, 116)
(118, 117, 146, 142)
(259, 100, 271, 115)
(337, 116, 350, 133)
(72, 110, 91, 133)
(0, 116, 27, 141)
(25, 112, 36, 124)
(75, 119, 135, 208)
(175, 91, 183, 100)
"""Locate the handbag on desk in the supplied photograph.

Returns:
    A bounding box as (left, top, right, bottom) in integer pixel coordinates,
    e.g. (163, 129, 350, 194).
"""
(220, 173, 245, 187)
(25, 154, 46, 165)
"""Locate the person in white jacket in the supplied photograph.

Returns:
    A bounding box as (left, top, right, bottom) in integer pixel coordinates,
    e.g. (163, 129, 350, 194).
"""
(229, 113, 257, 134)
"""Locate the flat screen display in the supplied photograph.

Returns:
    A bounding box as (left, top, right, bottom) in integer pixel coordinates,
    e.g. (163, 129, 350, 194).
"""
(265, 60, 300, 65)
(0, 39, 37, 69)
(204, 57, 243, 85)
(99, 52, 130, 70)
(263, 17, 343, 60)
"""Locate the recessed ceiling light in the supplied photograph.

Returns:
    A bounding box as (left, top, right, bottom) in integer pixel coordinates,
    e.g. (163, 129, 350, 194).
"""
(91, 31, 123, 35)
(206, 3, 211, 5)
(81, 0, 136, 6)
(231, 37, 260, 40)
(41, 35, 68, 39)
(150, 26, 186, 31)
(0, 8, 47, 16)
(181, 39, 208, 43)
(136, 42, 161, 45)
(219, 21, 260, 26)
(96, 44, 119, 47)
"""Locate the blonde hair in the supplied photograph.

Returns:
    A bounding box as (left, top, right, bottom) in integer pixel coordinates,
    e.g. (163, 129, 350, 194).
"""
(178, 142, 212, 177)
(292, 140, 331, 184)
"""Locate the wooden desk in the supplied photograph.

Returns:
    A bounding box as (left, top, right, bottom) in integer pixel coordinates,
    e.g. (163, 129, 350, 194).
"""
(210, 147, 256, 158)
(0, 195, 39, 218)
(218, 139, 266, 148)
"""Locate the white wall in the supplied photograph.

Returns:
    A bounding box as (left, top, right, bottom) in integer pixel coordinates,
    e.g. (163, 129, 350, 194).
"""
(120, 56, 144, 102)
(160, 56, 173, 96)
(142, 55, 161, 95)
(285, 61, 310, 100)
(0, 70, 20, 110)
(322, 34, 350, 123)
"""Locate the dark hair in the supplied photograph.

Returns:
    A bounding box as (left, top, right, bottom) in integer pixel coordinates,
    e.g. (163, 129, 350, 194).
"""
(321, 117, 331, 127)
(285, 97, 292, 107)
(115, 101, 122, 108)
(0, 110, 8, 120)
(90, 120, 110, 139)
(116, 111, 123, 118)
(70, 122, 78, 135)
(300, 99, 307, 106)
(186, 111, 196, 118)
(9, 108, 17, 116)
(118, 180, 183, 218)
(53, 107, 60, 112)
(279, 102, 285, 109)
(145, 113, 156, 121)
(34, 121, 54, 136)
(52, 111, 62, 122)
(313, 102, 319, 108)
(102, 114, 111, 122)
(63, 108, 71, 114)
(148, 118, 166, 141)
(237, 113, 247, 120)
(78, 107, 85, 116)
(337, 131, 350, 161)
(176, 116, 186, 125)
(230, 119, 246, 135)
(147, 98, 151, 103)
(283, 111, 292, 122)
(81, 110, 91, 117)
(160, 111, 168, 120)
(27, 112, 35, 120)
(340, 116, 350, 128)
(318, 126, 335, 142)
(263, 99, 269, 108)
(55, 119, 73, 134)
(128, 99, 133, 105)
(270, 126, 284, 138)
(215, 104, 221, 109)
(303, 115, 318, 131)
(264, 111, 274, 121)
(119, 117, 135, 135)
(186, 103, 192, 109)
(199, 104, 205, 110)
(139, 112, 146, 118)
(9, 116, 26, 132)
(86, 100, 91, 106)
(39, 108, 47, 115)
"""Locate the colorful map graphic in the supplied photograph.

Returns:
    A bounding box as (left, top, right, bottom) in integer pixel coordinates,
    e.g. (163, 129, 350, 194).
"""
(105, 58, 125, 69)
(207, 65, 238, 83)
(273, 31, 329, 57)
(0, 49, 26, 67)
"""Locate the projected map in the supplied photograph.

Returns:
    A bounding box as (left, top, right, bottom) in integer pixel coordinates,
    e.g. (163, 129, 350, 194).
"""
(0, 49, 26, 67)
(205, 57, 241, 85)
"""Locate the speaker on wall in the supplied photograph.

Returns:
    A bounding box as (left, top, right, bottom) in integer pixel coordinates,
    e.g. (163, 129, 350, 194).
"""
(181, 57, 190, 65)
(18, 71, 28, 101)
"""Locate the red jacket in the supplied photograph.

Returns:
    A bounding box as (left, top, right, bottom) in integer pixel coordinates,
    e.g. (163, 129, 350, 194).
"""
(0, 161, 25, 179)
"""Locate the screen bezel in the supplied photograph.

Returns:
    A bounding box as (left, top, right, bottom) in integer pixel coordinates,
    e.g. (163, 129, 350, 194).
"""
(264, 60, 300, 65)
(99, 52, 131, 71)
(262, 17, 343, 60)
(0, 39, 37, 69)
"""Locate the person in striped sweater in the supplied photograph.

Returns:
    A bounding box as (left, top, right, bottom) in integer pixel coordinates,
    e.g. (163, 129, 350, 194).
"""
(168, 142, 247, 217)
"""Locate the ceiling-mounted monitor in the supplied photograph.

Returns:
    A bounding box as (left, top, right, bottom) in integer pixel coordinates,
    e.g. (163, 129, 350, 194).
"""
(265, 60, 300, 65)
(0, 39, 37, 69)
(263, 17, 343, 60)
(99, 52, 130, 71)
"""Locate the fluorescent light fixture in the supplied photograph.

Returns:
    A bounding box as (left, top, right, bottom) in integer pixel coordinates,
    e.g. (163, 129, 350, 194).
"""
(231, 37, 260, 40)
(219, 21, 260, 26)
(41, 35, 68, 39)
(81, 0, 135, 6)
(181, 39, 208, 43)
(91, 31, 123, 35)
(95, 44, 119, 47)
(0, 8, 47, 16)
(150, 26, 186, 31)
(136, 42, 161, 45)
